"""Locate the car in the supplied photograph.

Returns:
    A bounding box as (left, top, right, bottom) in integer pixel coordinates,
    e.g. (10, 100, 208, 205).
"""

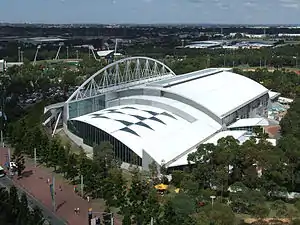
(10, 162, 17, 169)
(0, 166, 6, 177)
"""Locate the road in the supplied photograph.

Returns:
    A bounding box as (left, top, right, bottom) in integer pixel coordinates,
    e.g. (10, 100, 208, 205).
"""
(0, 176, 66, 225)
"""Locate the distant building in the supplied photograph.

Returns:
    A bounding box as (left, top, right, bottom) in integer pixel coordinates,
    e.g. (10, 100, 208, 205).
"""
(0, 59, 5, 72)
(0, 59, 23, 72)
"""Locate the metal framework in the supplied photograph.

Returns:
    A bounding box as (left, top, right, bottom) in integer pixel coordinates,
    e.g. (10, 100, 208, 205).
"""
(66, 56, 176, 102)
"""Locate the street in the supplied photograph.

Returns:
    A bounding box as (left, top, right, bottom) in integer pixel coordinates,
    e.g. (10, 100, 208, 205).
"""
(0, 176, 66, 225)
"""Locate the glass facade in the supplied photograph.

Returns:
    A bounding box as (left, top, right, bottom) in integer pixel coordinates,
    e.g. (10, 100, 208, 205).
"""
(68, 95, 106, 119)
(67, 120, 142, 166)
(222, 93, 269, 125)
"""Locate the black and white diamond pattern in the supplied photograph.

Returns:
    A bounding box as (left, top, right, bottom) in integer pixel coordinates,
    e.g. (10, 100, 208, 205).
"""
(90, 106, 177, 136)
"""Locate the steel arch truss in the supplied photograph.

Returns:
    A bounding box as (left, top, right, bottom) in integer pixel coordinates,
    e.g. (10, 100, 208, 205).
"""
(67, 57, 176, 102)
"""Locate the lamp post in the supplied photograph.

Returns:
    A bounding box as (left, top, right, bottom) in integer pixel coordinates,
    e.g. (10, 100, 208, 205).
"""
(210, 195, 216, 209)
(66, 46, 69, 59)
(20, 51, 24, 62)
(18, 47, 21, 62)
(0, 77, 6, 148)
(33, 45, 41, 65)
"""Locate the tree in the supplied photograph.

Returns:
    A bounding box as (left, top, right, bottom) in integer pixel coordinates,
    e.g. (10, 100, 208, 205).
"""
(121, 169, 150, 225)
(64, 153, 78, 181)
(171, 192, 196, 215)
(271, 200, 288, 218)
(48, 137, 62, 171)
(102, 168, 126, 208)
(9, 186, 20, 219)
(12, 151, 25, 177)
(122, 213, 132, 225)
(171, 170, 186, 187)
(294, 200, 300, 212)
(148, 161, 158, 178)
(16, 193, 29, 225)
(30, 206, 45, 225)
(287, 207, 298, 222)
(93, 142, 120, 176)
(251, 204, 270, 220)
(207, 203, 236, 225)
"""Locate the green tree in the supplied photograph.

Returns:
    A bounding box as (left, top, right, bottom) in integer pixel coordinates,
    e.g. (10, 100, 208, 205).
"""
(93, 142, 120, 177)
(207, 203, 236, 225)
(171, 170, 186, 187)
(9, 186, 20, 219)
(103, 168, 126, 208)
(64, 153, 78, 181)
(12, 151, 25, 177)
(30, 206, 45, 225)
(16, 193, 29, 225)
(251, 204, 270, 220)
(148, 161, 158, 178)
(48, 137, 62, 171)
(271, 200, 288, 218)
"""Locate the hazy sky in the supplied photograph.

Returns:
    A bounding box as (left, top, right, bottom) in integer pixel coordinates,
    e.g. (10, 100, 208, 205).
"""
(0, 0, 299, 24)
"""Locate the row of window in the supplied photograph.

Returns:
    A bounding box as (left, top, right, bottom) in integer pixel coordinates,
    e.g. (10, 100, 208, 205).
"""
(67, 120, 142, 166)
(223, 94, 269, 125)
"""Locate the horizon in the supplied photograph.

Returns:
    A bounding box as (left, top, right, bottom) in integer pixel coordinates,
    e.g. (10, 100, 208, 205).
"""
(1, 22, 300, 27)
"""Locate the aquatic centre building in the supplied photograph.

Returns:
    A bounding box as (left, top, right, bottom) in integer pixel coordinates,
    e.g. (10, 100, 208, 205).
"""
(44, 57, 273, 170)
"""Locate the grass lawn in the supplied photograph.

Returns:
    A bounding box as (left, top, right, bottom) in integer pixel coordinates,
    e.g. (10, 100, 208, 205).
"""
(56, 129, 84, 154)
(236, 201, 298, 223)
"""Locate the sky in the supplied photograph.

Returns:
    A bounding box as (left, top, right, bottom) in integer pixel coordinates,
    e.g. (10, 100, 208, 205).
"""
(0, 0, 300, 25)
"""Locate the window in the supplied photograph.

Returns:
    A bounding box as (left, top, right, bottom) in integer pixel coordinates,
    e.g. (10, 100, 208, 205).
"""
(67, 120, 142, 166)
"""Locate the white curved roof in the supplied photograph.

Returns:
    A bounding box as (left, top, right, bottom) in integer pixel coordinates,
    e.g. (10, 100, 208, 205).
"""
(148, 70, 269, 118)
(168, 130, 248, 167)
(69, 68, 271, 167)
(71, 104, 221, 164)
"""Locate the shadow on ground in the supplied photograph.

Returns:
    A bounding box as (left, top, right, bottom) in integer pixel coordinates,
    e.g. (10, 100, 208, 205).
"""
(21, 170, 33, 178)
(57, 200, 67, 211)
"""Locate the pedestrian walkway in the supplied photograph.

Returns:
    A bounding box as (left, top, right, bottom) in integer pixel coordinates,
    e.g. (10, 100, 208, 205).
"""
(0, 148, 121, 225)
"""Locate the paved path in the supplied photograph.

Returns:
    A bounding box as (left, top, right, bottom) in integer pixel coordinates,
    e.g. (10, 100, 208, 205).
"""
(0, 147, 122, 225)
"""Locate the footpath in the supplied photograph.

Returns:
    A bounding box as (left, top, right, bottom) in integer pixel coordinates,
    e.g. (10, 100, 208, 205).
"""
(1, 147, 121, 225)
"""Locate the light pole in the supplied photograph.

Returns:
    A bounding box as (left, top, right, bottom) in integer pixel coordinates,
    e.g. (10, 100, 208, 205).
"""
(55, 42, 64, 60)
(210, 195, 216, 209)
(20, 51, 24, 62)
(66, 46, 69, 59)
(18, 47, 21, 62)
(33, 45, 41, 65)
(0, 78, 6, 148)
